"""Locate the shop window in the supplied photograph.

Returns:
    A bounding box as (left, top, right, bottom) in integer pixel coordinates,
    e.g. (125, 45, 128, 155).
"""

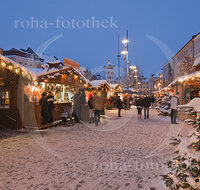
(0, 90, 10, 109)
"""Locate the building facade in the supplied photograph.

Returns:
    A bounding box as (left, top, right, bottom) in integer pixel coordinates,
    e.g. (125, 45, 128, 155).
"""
(104, 63, 115, 84)
(162, 61, 173, 87)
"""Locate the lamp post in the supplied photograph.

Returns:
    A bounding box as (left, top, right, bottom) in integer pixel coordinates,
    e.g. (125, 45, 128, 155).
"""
(130, 65, 138, 92)
(121, 30, 129, 89)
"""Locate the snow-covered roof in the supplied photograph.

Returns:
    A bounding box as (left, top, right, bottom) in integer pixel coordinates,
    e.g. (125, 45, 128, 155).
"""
(73, 68, 91, 84)
(26, 66, 68, 77)
(109, 83, 119, 89)
(91, 80, 109, 88)
(46, 60, 61, 64)
(0, 55, 37, 80)
(169, 71, 200, 86)
(40, 54, 58, 63)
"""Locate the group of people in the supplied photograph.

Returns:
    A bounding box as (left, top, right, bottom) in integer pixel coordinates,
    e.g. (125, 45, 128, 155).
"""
(135, 95, 155, 119)
(39, 91, 55, 125)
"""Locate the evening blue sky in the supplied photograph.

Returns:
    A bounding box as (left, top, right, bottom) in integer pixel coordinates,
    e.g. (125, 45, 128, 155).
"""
(0, 0, 200, 78)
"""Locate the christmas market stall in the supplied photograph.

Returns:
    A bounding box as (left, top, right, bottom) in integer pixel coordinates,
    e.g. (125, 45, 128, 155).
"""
(166, 71, 200, 120)
(109, 83, 124, 108)
(168, 71, 200, 104)
(0, 55, 37, 129)
(26, 61, 90, 128)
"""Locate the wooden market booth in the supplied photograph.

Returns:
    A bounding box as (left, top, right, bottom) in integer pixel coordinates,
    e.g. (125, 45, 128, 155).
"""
(0, 55, 90, 129)
(0, 55, 37, 129)
(25, 66, 90, 129)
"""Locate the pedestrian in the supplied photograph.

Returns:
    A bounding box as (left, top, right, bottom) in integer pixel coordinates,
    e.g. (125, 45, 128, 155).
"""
(170, 92, 180, 124)
(142, 95, 151, 119)
(73, 92, 81, 122)
(39, 92, 49, 125)
(47, 91, 55, 123)
(124, 96, 127, 110)
(150, 95, 156, 108)
(92, 93, 105, 126)
(135, 96, 143, 119)
(88, 94, 94, 123)
(116, 96, 123, 117)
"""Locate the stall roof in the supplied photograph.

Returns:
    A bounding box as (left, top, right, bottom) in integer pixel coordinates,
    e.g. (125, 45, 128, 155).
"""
(91, 80, 109, 88)
(73, 68, 91, 85)
(26, 66, 68, 77)
(169, 70, 200, 87)
(0, 55, 37, 80)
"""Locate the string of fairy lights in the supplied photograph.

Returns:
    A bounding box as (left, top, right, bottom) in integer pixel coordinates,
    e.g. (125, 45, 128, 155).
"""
(157, 71, 200, 93)
(0, 59, 37, 83)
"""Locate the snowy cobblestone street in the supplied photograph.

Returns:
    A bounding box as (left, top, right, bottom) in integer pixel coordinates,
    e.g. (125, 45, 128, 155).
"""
(0, 108, 191, 190)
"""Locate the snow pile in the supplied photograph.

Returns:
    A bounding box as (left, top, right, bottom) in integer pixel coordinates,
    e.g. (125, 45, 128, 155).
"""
(183, 98, 200, 113)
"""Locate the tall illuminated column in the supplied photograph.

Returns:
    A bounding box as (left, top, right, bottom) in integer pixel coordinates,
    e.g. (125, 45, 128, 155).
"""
(121, 30, 129, 89)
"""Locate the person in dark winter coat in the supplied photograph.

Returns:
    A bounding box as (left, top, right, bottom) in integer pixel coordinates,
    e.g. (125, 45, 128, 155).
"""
(92, 93, 105, 126)
(142, 96, 151, 119)
(150, 95, 156, 108)
(73, 92, 81, 122)
(88, 95, 94, 123)
(47, 91, 55, 123)
(116, 96, 123, 117)
(135, 96, 143, 119)
(39, 92, 49, 125)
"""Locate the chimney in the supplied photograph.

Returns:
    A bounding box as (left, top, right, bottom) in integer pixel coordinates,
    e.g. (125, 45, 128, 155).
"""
(0, 48, 3, 55)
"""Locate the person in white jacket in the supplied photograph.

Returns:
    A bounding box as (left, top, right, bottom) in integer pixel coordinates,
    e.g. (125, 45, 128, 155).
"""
(170, 92, 180, 124)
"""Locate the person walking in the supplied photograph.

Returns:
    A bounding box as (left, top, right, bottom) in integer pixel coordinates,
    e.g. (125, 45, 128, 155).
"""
(88, 94, 94, 123)
(47, 91, 55, 123)
(116, 96, 123, 117)
(92, 93, 105, 126)
(73, 92, 81, 122)
(142, 95, 151, 119)
(170, 92, 180, 124)
(39, 92, 49, 125)
(135, 96, 143, 119)
(150, 95, 156, 108)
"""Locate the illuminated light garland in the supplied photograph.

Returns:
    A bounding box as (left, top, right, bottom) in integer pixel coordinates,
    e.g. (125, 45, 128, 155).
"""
(15, 68, 20, 74)
(1, 61, 6, 67)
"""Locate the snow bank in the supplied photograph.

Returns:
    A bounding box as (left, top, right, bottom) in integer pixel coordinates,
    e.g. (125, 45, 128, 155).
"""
(179, 98, 200, 112)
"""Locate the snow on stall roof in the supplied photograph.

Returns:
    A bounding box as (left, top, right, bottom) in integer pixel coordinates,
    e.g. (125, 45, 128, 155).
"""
(109, 83, 119, 89)
(73, 68, 91, 84)
(40, 54, 59, 64)
(169, 71, 200, 86)
(91, 80, 109, 88)
(26, 66, 68, 77)
(0, 55, 36, 79)
(46, 60, 61, 64)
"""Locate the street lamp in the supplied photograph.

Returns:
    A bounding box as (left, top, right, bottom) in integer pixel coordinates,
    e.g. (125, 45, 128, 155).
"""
(121, 50, 128, 55)
(129, 65, 138, 92)
(121, 30, 129, 89)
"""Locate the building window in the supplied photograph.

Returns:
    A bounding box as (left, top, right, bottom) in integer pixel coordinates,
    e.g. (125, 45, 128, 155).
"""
(0, 90, 10, 109)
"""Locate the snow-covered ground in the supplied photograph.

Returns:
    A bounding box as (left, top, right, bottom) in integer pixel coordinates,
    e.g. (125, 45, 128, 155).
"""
(0, 109, 192, 190)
